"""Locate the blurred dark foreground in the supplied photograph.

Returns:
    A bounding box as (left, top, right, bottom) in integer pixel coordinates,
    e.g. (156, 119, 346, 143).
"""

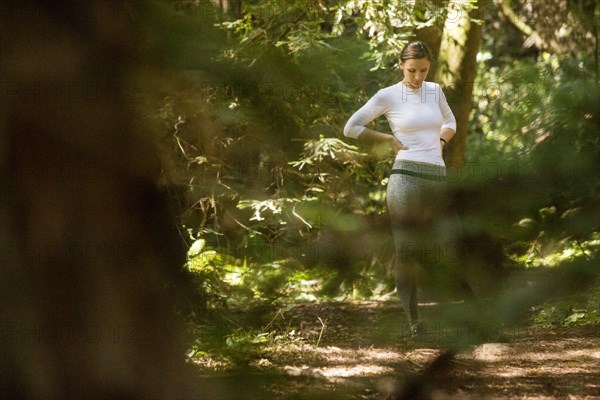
(0, 1, 201, 398)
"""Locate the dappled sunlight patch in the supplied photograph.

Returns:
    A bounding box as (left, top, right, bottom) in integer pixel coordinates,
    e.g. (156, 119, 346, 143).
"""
(508, 337, 600, 362)
(257, 343, 415, 381)
(318, 364, 394, 378)
(581, 350, 600, 359)
(495, 366, 526, 378)
(492, 362, 592, 378)
(511, 233, 600, 268)
(458, 334, 600, 397)
(261, 342, 410, 375)
(521, 347, 600, 362)
(189, 353, 233, 372)
(263, 341, 330, 365)
(314, 345, 405, 364)
(404, 348, 443, 366)
(472, 343, 512, 361)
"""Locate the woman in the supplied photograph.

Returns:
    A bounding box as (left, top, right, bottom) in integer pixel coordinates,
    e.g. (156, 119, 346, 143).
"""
(343, 41, 456, 336)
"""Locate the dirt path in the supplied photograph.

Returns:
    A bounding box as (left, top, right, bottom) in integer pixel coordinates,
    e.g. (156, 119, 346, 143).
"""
(191, 301, 600, 399)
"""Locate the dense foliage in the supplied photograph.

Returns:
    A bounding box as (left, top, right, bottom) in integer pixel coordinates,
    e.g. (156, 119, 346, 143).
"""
(147, 0, 599, 329)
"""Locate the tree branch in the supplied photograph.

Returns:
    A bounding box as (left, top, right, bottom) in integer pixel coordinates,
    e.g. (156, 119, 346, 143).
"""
(497, 0, 560, 53)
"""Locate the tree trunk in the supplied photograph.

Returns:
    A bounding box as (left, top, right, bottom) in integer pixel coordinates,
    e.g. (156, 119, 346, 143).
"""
(414, 0, 446, 78)
(210, 0, 242, 21)
(0, 2, 199, 398)
(435, 0, 488, 170)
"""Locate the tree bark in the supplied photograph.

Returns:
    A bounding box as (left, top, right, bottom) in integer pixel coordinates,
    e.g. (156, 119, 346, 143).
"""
(210, 0, 242, 21)
(414, 0, 446, 78)
(435, 0, 488, 170)
(0, 2, 198, 398)
(496, 0, 561, 53)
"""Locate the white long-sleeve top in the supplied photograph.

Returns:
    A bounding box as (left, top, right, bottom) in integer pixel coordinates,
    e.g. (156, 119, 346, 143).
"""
(343, 81, 456, 166)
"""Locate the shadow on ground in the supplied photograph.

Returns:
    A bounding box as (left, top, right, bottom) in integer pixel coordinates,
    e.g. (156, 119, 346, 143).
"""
(189, 301, 600, 399)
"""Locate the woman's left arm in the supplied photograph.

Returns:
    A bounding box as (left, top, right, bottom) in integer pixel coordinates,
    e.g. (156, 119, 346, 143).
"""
(440, 127, 455, 150)
(438, 84, 456, 149)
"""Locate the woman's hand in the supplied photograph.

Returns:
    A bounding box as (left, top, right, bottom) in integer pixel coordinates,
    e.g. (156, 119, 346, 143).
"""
(354, 129, 408, 155)
(388, 136, 408, 155)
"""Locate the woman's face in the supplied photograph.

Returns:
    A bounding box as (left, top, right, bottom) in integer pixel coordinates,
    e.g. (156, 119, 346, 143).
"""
(400, 58, 431, 89)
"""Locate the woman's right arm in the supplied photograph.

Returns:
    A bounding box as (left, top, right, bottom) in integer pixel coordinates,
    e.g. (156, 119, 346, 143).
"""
(343, 91, 407, 155)
(355, 128, 407, 154)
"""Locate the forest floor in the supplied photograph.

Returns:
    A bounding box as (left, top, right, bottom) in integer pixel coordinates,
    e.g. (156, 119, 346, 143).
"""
(190, 301, 600, 399)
